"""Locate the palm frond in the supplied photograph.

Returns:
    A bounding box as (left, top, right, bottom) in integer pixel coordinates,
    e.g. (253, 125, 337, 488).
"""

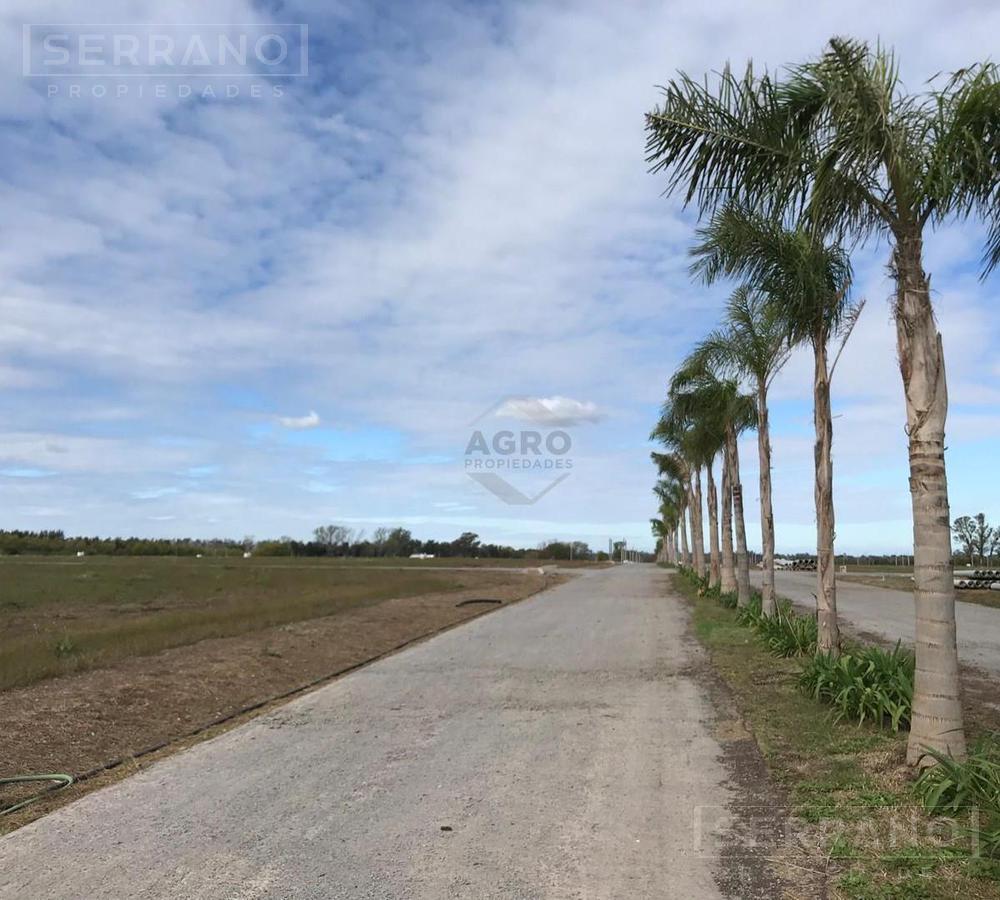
(922, 61, 1000, 272)
(691, 203, 854, 346)
(645, 62, 810, 218)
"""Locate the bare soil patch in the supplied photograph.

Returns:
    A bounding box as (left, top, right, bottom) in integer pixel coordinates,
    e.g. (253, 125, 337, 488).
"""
(0, 570, 557, 832)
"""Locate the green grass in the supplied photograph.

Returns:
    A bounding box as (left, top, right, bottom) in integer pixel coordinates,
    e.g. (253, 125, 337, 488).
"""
(673, 572, 1000, 899)
(0, 556, 508, 689)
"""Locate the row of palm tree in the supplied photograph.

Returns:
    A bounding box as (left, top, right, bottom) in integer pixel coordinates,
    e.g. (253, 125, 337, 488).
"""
(653, 361, 756, 608)
(645, 37, 1000, 767)
(652, 205, 864, 629)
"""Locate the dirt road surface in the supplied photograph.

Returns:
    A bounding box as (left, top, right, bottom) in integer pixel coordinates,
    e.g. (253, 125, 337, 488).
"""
(0, 566, 757, 899)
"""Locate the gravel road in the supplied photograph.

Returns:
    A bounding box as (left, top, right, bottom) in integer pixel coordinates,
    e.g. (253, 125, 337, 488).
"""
(0, 565, 747, 900)
(752, 570, 1000, 674)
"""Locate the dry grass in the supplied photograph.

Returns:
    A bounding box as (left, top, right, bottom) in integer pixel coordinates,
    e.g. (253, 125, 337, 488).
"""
(0, 555, 507, 689)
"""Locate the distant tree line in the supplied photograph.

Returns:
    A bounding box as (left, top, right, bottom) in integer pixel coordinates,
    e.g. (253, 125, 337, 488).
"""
(0, 527, 602, 561)
(0, 530, 239, 557)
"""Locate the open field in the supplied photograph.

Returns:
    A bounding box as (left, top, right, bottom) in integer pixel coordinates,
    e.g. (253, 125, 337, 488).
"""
(0, 555, 589, 691)
(0, 555, 472, 690)
(0, 559, 556, 831)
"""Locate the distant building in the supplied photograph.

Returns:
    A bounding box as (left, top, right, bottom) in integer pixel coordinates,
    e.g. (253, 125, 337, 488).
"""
(409, 553, 435, 559)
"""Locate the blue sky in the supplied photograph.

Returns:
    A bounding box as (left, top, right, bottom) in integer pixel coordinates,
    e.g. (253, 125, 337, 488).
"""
(1, 1, 998, 553)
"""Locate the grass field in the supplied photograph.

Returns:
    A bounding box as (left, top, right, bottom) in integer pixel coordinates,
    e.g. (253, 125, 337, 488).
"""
(0, 555, 560, 690)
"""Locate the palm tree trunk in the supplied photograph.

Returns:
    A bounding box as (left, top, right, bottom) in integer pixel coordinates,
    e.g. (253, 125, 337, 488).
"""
(680, 503, 690, 566)
(894, 232, 966, 766)
(691, 467, 706, 579)
(727, 426, 752, 608)
(706, 459, 722, 589)
(720, 444, 736, 595)
(813, 333, 839, 654)
(756, 379, 777, 615)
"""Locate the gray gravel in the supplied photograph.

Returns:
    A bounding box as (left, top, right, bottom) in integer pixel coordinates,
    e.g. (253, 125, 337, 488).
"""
(0, 565, 735, 900)
(752, 570, 1000, 675)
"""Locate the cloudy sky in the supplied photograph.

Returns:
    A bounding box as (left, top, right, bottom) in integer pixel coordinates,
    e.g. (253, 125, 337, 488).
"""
(1, 1, 998, 553)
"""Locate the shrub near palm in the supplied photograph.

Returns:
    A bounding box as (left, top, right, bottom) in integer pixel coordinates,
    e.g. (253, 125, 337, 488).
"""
(755, 605, 818, 658)
(917, 737, 1000, 857)
(799, 643, 915, 732)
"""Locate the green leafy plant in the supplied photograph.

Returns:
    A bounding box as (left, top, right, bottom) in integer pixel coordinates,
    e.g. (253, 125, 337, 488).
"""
(717, 590, 738, 609)
(735, 593, 763, 626)
(53, 635, 78, 658)
(747, 603, 817, 657)
(799, 643, 914, 731)
(916, 735, 1000, 857)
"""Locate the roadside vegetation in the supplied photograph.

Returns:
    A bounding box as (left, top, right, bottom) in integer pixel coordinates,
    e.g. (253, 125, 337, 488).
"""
(674, 569, 1000, 897)
(647, 36, 1000, 769)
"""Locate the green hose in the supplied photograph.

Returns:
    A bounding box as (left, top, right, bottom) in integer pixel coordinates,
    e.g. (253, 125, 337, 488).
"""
(1, 774, 74, 816)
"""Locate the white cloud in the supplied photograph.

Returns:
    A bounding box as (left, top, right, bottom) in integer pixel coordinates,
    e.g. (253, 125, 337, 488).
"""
(131, 487, 180, 501)
(277, 410, 320, 429)
(494, 396, 603, 426)
(0, 1, 997, 550)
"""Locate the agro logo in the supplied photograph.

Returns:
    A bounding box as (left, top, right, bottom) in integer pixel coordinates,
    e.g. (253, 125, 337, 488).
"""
(464, 398, 575, 505)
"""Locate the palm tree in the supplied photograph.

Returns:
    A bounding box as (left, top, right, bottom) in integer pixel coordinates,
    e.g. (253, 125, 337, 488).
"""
(652, 475, 686, 564)
(645, 38, 999, 761)
(718, 433, 737, 596)
(660, 390, 723, 586)
(701, 448, 723, 590)
(687, 287, 789, 614)
(651, 449, 691, 566)
(690, 462, 707, 579)
(670, 360, 757, 605)
(650, 517, 668, 562)
(652, 419, 707, 579)
(723, 387, 757, 608)
(690, 205, 862, 652)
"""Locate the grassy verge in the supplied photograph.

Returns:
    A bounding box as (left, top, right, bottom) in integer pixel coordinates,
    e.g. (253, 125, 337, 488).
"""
(0, 557, 520, 689)
(673, 573, 1000, 899)
(839, 573, 1000, 610)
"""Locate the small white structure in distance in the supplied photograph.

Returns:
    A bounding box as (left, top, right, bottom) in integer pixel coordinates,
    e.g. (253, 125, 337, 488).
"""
(76, 551, 85, 558)
(409, 553, 435, 559)
(243, 551, 252, 559)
